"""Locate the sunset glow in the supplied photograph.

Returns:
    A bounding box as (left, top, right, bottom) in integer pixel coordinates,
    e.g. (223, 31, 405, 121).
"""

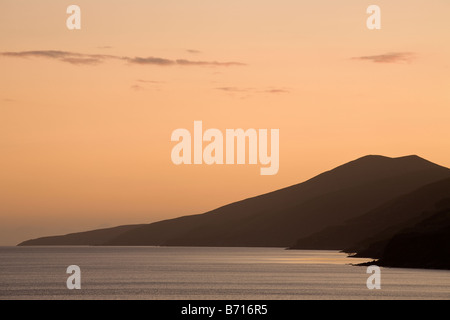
(1, 0, 450, 245)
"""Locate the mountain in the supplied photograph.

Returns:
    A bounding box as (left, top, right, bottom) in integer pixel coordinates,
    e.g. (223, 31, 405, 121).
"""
(19, 155, 450, 247)
(376, 206, 450, 270)
(352, 195, 450, 269)
(18, 225, 140, 246)
(291, 178, 450, 252)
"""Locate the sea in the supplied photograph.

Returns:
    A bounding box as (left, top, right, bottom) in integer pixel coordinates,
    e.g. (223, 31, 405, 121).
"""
(0, 246, 449, 300)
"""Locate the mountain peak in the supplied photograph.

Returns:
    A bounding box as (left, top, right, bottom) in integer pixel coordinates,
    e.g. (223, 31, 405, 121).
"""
(354, 154, 424, 162)
(395, 154, 440, 165)
(341, 154, 443, 172)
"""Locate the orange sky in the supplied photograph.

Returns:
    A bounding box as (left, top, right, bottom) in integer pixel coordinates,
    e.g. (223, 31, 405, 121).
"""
(1, 1, 450, 245)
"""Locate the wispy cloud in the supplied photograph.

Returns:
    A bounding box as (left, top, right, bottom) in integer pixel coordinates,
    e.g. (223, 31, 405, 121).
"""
(131, 79, 164, 91)
(263, 89, 290, 94)
(217, 87, 290, 94)
(216, 87, 290, 98)
(136, 79, 164, 84)
(127, 56, 175, 66)
(175, 59, 244, 67)
(352, 52, 415, 64)
(0, 50, 246, 67)
(216, 87, 251, 93)
(1, 50, 118, 65)
(186, 49, 202, 54)
(131, 84, 145, 91)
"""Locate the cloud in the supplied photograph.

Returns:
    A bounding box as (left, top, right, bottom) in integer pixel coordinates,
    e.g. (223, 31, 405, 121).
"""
(136, 79, 164, 84)
(131, 79, 164, 92)
(186, 49, 202, 54)
(216, 87, 251, 93)
(130, 84, 144, 91)
(1, 50, 246, 67)
(263, 89, 290, 94)
(176, 59, 244, 67)
(0, 50, 118, 65)
(127, 56, 244, 67)
(127, 56, 175, 66)
(352, 52, 415, 63)
(216, 87, 290, 96)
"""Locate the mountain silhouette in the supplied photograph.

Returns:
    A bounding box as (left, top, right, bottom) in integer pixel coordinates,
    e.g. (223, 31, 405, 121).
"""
(292, 177, 450, 252)
(19, 155, 450, 247)
(376, 205, 450, 270)
(19, 225, 140, 246)
(351, 193, 450, 269)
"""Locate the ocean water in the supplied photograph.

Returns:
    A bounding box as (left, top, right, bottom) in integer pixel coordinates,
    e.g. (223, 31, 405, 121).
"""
(0, 246, 449, 300)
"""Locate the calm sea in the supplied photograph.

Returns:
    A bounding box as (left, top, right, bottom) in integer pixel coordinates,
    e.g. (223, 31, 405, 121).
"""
(0, 246, 449, 300)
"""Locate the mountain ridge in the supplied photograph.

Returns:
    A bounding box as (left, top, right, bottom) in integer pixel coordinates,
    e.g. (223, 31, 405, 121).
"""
(291, 177, 450, 251)
(18, 155, 450, 248)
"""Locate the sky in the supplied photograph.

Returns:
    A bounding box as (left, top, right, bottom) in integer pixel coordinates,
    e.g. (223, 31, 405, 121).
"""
(1, 1, 450, 245)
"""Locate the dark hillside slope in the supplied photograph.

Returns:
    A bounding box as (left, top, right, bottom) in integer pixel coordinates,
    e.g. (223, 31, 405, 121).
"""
(20, 155, 450, 248)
